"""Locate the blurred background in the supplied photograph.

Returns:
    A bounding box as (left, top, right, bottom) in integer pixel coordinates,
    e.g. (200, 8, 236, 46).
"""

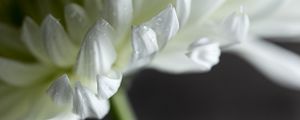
(125, 41, 300, 120)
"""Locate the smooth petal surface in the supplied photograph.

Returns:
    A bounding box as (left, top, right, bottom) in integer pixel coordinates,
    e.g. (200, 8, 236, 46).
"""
(41, 15, 77, 67)
(103, 0, 133, 40)
(131, 25, 159, 68)
(22, 17, 49, 63)
(48, 112, 79, 120)
(143, 4, 179, 49)
(220, 6, 250, 45)
(230, 36, 300, 90)
(97, 70, 122, 99)
(186, 38, 221, 72)
(47, 74, 73, 105)
(65, 3, 90, 45)
(175, 0, 191, 27)
(188, 0, 225, 24)
(0, 57, 53, 86)
(75, 19, 116, 83)
(73, 82, 110, 119)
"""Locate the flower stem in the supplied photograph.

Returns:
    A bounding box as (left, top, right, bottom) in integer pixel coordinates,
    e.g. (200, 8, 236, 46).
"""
(110, 87, 136, 120)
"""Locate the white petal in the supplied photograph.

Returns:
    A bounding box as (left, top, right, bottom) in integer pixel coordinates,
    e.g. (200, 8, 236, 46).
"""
(186, 38, 221, 71)
(73, 82, 110, 119)
(222, 6, 250, 43)
(251, 19, 300, 38)
(131, 25, 159, 68)
(175, 0, 191, 27)
(230, 36, 300, 90)
(47, 74, 73, 105)
(41, 15, 77, 67)
(22, 17, 50, 63)
(75, 19, 116, 82)
(64, 3, 90, 45)
(103, 0, 133, 39)
(97, 70, 122, 99)
(0, 57, 53, 86)
(188, 0, 225, 24)
(48, 112, 80, 120)
(142, 4, 179, 49)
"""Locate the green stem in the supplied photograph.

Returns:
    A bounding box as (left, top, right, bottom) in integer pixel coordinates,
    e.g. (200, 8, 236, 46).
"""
(110, 87, 136, 120)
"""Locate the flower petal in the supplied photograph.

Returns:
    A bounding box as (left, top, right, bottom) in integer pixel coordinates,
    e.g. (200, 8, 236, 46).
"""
(0, 57, 53, 86)
(175, 0, 191, 27)
(102, 0, 133, 42)
(188, 0, 225, 24)
(131, 25, 159, 68)
(186, 38, 221, 72)
(22, 17, 50, 63)
(73, 82, 110, 119)
(75, 19, 116, 83)
(47, 74, 73, 105)
(64, 3, 90, 45)
(48, 112, 80, 120)
(230, 36, 300, 90)
(97, 70, 122, 99)
(142, 4, 179, 49)
(222, 6, 250, 43)
(41, 15, 77, 67)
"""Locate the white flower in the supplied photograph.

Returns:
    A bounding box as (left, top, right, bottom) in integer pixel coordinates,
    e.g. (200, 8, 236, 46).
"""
(0, 0, 180, 119)
(149, 0, 300, 90)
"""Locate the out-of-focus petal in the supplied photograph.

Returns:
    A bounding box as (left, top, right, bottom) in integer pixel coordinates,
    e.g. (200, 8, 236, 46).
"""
(186, 38, 221, 72)
(103, 0, 133, 39)
(22, 17, 50, 63)
(230, 36, 300, 90)
(175, 0, 191, 27)
(41, 15, 77, 67)
(64, 3, 90, 45)
(0, 57, 53, 86)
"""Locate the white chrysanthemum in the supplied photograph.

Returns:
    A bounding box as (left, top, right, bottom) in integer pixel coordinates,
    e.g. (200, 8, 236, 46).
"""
(0, 0, 180, 119)
(149, 0, 300, 90)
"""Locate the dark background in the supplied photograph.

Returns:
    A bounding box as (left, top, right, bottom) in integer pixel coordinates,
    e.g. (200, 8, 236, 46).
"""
(127, 42, 300, 120)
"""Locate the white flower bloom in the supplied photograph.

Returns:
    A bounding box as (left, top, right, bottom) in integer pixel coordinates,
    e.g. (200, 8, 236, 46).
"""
(0, 0, 179, 119)
(150, 0, 300, 90)
(0, 0, 300, 119)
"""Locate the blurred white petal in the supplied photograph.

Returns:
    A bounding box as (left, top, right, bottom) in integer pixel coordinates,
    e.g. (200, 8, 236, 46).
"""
(0, 57, 53, 86)
(186, 38, 221, 72)
(22, 17, 50, 63)
(47, 74, 73, 105)
(222, 6, 250, 42)
(64, 3, 90, 45)
(188, 0, 225, 24)
(75, 19, 116, 83)
(97, 70, 122, 99)
(48, 112, 79, 120)
(73, 82, 110, 119)
(142, 4, 179, 49)
(103, 0, 133, 39)
(175, 0, 191, 27)
(41, 15, 77, 67)
(231, 36, 300, 90)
